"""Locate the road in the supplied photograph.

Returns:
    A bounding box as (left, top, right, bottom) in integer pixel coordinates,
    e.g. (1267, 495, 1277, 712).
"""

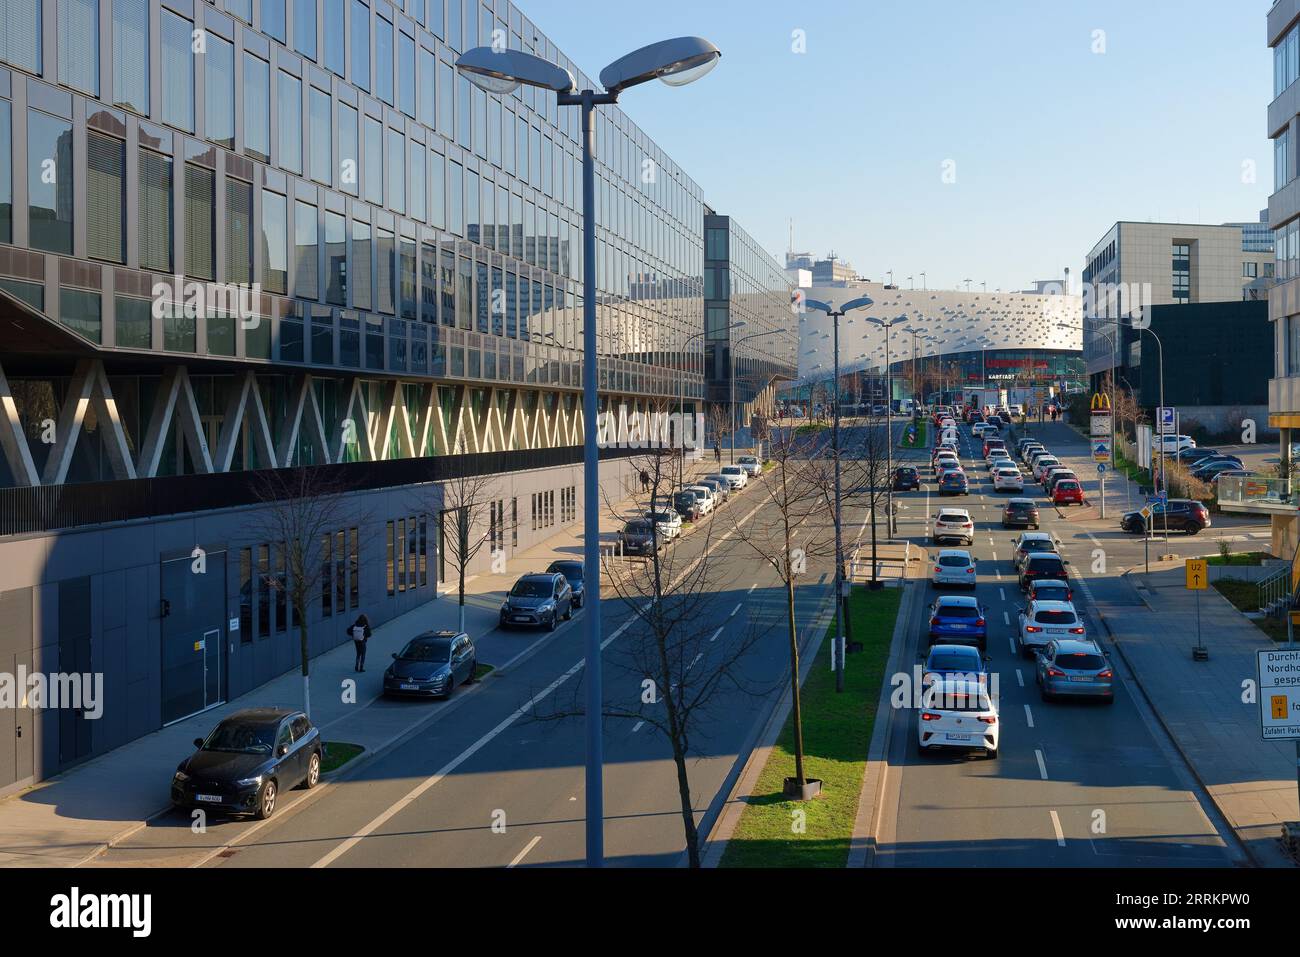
(874, 418, 1257, 867)
(87, 438, 878, 868)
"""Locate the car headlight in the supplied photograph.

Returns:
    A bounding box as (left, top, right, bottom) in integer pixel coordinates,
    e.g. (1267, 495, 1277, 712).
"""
(501, 602, 510, 612)
(539, 601, 555, 612)
(173, 771, 190, 783)
(235, 775, 264, 788)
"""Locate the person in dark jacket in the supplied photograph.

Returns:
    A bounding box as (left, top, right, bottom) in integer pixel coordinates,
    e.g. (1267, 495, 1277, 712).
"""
(640, 469, 650, 493)
(350, 614, 372, 672)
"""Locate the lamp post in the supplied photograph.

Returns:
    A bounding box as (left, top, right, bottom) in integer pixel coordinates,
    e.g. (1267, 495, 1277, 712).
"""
(803, 296, 873, 693)
(867, 315, 910, 537)
(458, 35, 721, 869)
(730, 328, 784, 463)
(680, 322, 743, 480)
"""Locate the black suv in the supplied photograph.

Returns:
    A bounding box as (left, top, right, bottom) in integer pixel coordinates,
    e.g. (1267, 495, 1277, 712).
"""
(1019, 553, 1069, 591)
(1002, 498, 1041, 529)
(893, 466, 921, 491)
(619, 519, 659, 555)
(1120, 499, 1211, 535)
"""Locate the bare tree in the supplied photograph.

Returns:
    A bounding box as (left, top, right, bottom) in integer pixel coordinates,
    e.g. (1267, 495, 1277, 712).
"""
(725, 423, 836, 793)
(706, 401, 732, 458)
(248, 465, 359, 717)
(838, 418, 894, 587)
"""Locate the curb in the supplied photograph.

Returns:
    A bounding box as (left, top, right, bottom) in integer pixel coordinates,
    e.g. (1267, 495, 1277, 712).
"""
(1098, 570, 1258, 868)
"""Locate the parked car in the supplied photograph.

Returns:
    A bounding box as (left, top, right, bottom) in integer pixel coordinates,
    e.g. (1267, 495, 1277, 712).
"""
(932, 549, 977, 589)
(1176, 447, 1222, 466)
(619, 519, 660, 555)
(1017, 600, 1086, 659)
(938, 471, 969, 496)
(1021, 444, 1045, 463)
(736, 454, 763, 476)
(1190, 459, 1248, 482)
(926, 595, 987, 649)
(1035, 639, 1115, 703)
(645, 508, 683, 541)
(932, 508, 975, 546)
(171, 708, 323, 820)
(893, 465, 921, 491)
(696, 477, 730, 503)
(1032, 456, 1062, 482)
(1156, 433, 1197, 455)
(712, 469, 745, 491)
(1019, 552, 1070, 591)
(1011, 532, 1057, 570)
(546, 560, 586, 608)
(921, 643, 989, 686)
(1052, 479, 1085, 506)
(672, 491, 704, 523)
(383, 631, 477, 699)
(720, 465, 749, 489)
(916, 678, 999, 759)
(499, 572, 573, 630)
(1119, 498, 1211, 535)
(1045, 469, 1079, 493)
(993, 467, 1025, 493)
(684, 484, 717, 513)
(1027, 578, 1073, 605)
(1002, 498, 1040, 529)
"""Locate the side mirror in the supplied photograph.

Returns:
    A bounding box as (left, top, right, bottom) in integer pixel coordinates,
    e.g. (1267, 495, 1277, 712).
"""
(392, 652, 398, 658)
(193, 738, 205, 749)
(277, 744, 289, 757)
(1063, 560, 1071, 566)
(983, 655, 992, 663)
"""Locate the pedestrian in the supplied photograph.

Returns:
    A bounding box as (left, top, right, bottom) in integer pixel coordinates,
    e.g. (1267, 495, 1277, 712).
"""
(640, 468, 650, 493)
(350, 613, 372, 672)
(714, 443, 722, 464)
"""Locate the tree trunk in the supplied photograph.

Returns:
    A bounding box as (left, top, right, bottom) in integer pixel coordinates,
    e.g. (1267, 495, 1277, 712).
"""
(672, 738, 702, 867)
(298, 617, 311, 717)
(785, 559, 806, 786)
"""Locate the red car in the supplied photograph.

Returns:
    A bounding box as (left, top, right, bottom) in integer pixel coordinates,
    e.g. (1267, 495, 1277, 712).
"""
(1052, 479, 1085, 506)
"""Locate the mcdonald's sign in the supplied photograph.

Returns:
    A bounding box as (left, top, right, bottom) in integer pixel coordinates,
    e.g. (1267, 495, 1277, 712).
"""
(1090, 393, 1111, 411)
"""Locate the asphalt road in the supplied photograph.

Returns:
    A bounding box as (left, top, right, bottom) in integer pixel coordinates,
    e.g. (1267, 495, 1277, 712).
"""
(87, 444, 874, 868)
(874, 418, 1255, 867)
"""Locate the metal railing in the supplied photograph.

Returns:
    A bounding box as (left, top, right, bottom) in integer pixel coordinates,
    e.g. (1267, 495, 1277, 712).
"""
(1217, 474, 1296, 509)
(1258, 564, 1293, 618)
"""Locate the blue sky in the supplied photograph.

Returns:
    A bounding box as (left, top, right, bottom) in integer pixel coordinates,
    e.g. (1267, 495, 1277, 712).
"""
(531, 0, 1273, 292)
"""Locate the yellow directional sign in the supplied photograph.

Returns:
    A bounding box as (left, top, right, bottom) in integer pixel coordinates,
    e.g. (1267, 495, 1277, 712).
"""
(1185, 558, 1208, 591)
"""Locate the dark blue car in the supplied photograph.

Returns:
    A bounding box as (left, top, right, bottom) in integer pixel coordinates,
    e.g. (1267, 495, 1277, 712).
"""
(938, 471, 968, 496)
(922, 643, 989, 687)
(927, 595, 988, 651)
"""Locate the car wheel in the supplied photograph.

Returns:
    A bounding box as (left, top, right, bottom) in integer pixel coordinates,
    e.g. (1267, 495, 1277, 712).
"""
(1103, 695, 1115, 706)
(1040, 686, 1051, 702)
(464, 658, 477, 684)
(1185, 524, 1200, 536)
(563, 603, 573, 621)
(546, 612, 557, 632)
(303, 751, 321, 789)
(985, 746, 999, 760)
(255, 779, 277, 820)
(916, 740, 929, 757)
(442, 675, 454, 699)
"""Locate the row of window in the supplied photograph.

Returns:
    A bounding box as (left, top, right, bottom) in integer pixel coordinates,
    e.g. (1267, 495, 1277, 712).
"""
(1277, 19, 1300, 99)
(386, 514, 428, 595)
(237, 528, 359, 642)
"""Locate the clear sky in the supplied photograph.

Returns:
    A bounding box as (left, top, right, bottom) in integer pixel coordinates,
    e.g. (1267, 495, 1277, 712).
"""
(529, 0, 1273, 291)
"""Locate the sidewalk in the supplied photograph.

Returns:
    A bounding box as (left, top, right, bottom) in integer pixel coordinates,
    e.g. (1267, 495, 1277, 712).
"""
(1108, 561, 1299, 866)
(0, 457, 726, 868)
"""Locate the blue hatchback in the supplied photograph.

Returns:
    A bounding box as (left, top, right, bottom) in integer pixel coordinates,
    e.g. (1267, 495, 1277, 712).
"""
(927, 595, 988, 650)
(938, 471, 968, 495)
(922, 643, 988, 687)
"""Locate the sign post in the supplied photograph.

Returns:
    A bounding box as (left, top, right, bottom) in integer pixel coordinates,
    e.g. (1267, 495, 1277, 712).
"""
(1091, 393, 1112, 519)
(1186, 558, 1208, 660)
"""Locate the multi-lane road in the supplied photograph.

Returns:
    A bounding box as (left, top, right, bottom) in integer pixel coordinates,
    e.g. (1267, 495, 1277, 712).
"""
(874, 418, 1258, 867)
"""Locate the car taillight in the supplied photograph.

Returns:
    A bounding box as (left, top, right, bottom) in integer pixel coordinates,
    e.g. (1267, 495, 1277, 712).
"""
(1069, 627, 1085, 634)
(962, 522, 973, 528)
(975, 618, 985, 626)
(930, 617, 940, 627)
(1047, 667, 1066, 678)
(1025, 625, 1042, 633)
(966, 567, 975, 574)
(977, 715, 997, 725)
(1097, 669, 1113, 679)
(921, 712, 942, 721)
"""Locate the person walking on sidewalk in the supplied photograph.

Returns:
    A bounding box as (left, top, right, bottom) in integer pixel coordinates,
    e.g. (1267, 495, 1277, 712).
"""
(640, 468, 650, 494)
(714, 443, 722, 465)
(350, 613, 372, 672)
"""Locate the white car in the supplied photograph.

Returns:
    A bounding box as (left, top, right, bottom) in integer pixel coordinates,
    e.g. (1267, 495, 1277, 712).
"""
(988, 456, 1018, 473)
(917, 678, 999, 759)
(1016, 599, 1086, 659)
(932, 549, 977, 588)
(1157, 433, 1196, 455)
(736, 455, 762, 476)
(1022, 444, 1045, 463)
(971, 422, 992, 437)
(1032, 456, 1062, 482)
(645, 508, 683, 541)
(993, 468, 1024, 492)
(720, 465, 749, 489)
(932, 508, 975, 546)
(934, 454, 960, 472)
(684, 485, 716, 514)
(712, 470, 745, 491)
(1008, 404, 1023, 417)
(1042, 466, 1073, 489)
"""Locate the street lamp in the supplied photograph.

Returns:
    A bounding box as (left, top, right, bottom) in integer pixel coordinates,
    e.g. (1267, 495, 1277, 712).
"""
(730, 328, 786, 463)
(866, 315, 910, 537)
(458, 35, 721, 869)
(683, 321, 745, 474)
(802, 295, 873, 693)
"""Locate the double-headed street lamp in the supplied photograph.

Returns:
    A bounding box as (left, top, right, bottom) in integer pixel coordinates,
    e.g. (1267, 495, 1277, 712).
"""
(803, 295, 874, 693)
(458, 35, 721, 869)
(730, 328, 787, 464)
(684, 321, 745, 476)
(866, 315, 910, 536)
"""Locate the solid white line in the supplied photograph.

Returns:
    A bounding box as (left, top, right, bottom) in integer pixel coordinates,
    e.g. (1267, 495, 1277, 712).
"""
(1015, 669, 1024, 688)
(747, 583, 757, 593)
(631, 720, 644, 733)
(1002, 611, 1010, 625)
(1035, 749, 1049, 781)
(1008, 636, 1017, 655)
(709, 627, 723, 643)
(999, 587, 1005, 602)
(1049, 810, 1066, 847)
(1024, 703, 1035, 728)
(687, 652, 702, 671)
(508, 835, 542, 868)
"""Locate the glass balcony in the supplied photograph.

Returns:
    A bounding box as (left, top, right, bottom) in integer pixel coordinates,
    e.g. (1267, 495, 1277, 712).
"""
(1217, 474, 1299, 513)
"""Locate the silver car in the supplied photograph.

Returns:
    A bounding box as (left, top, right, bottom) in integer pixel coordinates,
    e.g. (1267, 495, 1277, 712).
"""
(1035, 639, 1115, 703)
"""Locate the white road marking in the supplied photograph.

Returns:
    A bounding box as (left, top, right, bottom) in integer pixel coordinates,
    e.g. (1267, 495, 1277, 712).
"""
(1049, 810, 1066, 847)
(1024, 703, 1035, 728)
(687, 652, 702, 671)
(508, 835, 542, 868)
(730, 602, 743, 618)
(709, 626, 723, 643)
(1015, 669, 1024, 687)
(1008, 636, 1017, 655)
(747, 583, 757, 594)
(999, 588, 1005, 602)
(1035, 749, 1049, 781)
(1002, 611, 1010, 625)
(631, 721, 644, 733)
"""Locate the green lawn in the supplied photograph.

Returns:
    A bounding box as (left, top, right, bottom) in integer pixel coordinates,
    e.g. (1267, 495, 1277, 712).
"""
(900, 419, 927, 449)
(1207, 552, 1268, 566)
(720, 586, 902, 868)
(321, 742, 364, 773)
(1212, 578, 1289, 643)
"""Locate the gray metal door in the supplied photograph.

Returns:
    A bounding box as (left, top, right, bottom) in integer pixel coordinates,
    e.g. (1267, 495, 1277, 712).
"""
(160, 553, 227, 725)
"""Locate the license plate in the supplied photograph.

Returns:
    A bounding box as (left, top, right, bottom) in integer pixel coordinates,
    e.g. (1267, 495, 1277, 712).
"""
(512, 616, 530, 622)
(1048, 629, 1066, 635)
(949, 624, 967, 630)
(195, 794, 222, 803)
(946, 733, 972, 742)
(400, 683, 420, 691)
(1069, 676, 1093, 682)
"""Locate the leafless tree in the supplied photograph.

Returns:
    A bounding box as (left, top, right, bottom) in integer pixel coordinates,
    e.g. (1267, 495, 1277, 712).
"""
(247, 464, 360, 717)
(838, 418, 894, 587)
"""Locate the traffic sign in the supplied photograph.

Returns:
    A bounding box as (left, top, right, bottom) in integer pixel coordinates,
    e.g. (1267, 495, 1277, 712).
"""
(1139, 504, 1153, 521)
(1158, 406, 1176, 434)
(1185, 558, 1208, 591)
(1257, 649, 1300, 741)
(1092, 440, 1112, 463)
(1097, 463, 1107, 474)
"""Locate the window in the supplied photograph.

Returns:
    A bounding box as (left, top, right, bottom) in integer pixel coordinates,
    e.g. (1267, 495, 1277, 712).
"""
(184, 163, 215, 280)
(275, 544, 287, 633)
(1245, 261, 1258, 278)
(262, 0, 286, 42)
(448, 160, 463, 234)
(161, 11, 193, 131)
(278, 71, 302, 174)
(706, 226, 728, 259)
(326, 210, 346, 304)
(227, 0, 252, 22)
(410, 143, 425, 222)
(295, 201, 319, 299)
(338, 101, 358, 195)
(310, 87, 332, 184)
(351, 0, 370, 91)
(112, 0, 149, 114)
(226, 178, 253, 285)
(376, 226, 395, 313)
(205, 32, 235, 149)
(243, 54, 271, 162)
(0, 0, 41, 75)
(386, 520, 395, 595)
(59, 287, 102, 343)
(320, 534, 332, 615)
(262, 189, 288, 294)
(139, 148, 173, 271)
(28, 110, 73, 254)
(363, 116, 383, 203)
(0, 101, 12, 244)
(429, 150, 445, 227)
(239, 548, 253, 642)
(58, 0, 99, 94)
(511, 498, 517, 547)
(335, 529, 346, 610)
(86, 131, 125, 263)
(438, 60, 454, 134)
(399, 31, 416, 117)
(376, 13, 394, 104)
(114, 295, 151, 348)
(417, 517, 426, 587)
(387, 127, 405, 213)
(349, 527, 360, 607)
(1277, 127, 1291, 193)
(324, 0, 345, 74)
(352, 219, 372, 309)
(418, 46, 436, 128)
(294, 0, 317, 59)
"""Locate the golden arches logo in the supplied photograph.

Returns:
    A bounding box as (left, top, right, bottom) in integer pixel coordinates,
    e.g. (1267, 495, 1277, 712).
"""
(1090, 393, 1111, 411)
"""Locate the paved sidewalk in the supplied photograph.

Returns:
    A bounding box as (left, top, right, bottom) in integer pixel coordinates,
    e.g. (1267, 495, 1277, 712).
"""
(0, 458, 728, 868)
(1108, 561, 1299, 866)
